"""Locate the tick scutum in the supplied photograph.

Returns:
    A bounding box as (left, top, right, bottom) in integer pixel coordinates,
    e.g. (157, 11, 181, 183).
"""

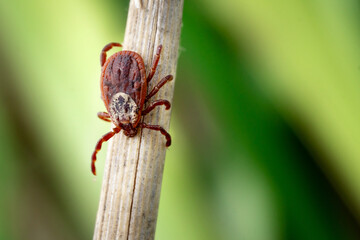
(109, 92, 139, 126)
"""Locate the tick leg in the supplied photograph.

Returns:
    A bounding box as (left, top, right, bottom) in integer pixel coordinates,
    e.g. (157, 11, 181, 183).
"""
(142, 100, 171, 115)
(147, 45, 163, 83)
(140, 123, 171, 147)
(97, 112, 111, 122)
(91, 127, 121, 175)
(100, 42, 122, 67)
(146, 75, 173, 101)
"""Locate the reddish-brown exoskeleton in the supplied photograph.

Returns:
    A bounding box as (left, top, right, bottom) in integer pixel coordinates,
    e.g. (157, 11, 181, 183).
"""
(91, 43, 173, 175)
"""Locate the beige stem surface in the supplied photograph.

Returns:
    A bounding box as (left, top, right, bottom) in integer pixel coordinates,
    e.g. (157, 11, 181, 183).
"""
(93, 0, 183, 239)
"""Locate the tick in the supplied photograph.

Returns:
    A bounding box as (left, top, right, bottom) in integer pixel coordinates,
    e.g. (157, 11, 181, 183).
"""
(91, 43, 173, 175)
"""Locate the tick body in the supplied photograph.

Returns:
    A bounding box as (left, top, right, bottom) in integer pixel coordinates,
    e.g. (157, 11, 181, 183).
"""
(91, 43, 173, 175)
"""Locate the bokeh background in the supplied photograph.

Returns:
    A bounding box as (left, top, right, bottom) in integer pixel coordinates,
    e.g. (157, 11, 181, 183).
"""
(1, 0, 360, 239)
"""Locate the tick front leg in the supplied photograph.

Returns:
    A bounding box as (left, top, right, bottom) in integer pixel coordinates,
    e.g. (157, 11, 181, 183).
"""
(140, 123, 171, 147)
(100, 42, 122, 67)
(142, 100, 171, 115)
(146, 75, 173, 101)
(97, 112, 111, 122)
(147, 45, 163, 83)
(91, 127, 121, 175)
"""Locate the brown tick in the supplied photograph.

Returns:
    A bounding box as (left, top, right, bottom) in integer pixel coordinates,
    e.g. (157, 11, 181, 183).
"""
(91, 43, 173, 175)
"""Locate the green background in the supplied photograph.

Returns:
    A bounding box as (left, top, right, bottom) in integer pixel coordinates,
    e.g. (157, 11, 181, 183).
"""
(0, 0, 360, 239)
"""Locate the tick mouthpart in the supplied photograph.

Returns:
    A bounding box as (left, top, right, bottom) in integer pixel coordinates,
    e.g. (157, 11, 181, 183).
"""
(120, 120, 130, 124)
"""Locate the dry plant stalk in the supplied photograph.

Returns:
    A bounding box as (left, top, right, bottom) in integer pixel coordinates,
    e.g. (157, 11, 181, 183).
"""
(93, 0, 183, 239)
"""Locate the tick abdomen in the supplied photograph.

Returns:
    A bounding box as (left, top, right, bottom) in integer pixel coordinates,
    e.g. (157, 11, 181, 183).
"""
(102, 52, 146, 109)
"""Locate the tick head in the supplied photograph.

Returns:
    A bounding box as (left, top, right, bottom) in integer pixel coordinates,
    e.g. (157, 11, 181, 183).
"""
(109, 92, 139, 127)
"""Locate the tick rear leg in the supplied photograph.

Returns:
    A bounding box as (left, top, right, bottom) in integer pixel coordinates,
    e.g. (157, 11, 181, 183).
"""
(140, 123, 171, 147)
(142, 100, 171, 115)
(147, 45, 163, 83)
(146, 75, 173, 101)
(91, 127, 121, 175)
(97, 112, 111, 122)
(100, 42, 122, 67)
